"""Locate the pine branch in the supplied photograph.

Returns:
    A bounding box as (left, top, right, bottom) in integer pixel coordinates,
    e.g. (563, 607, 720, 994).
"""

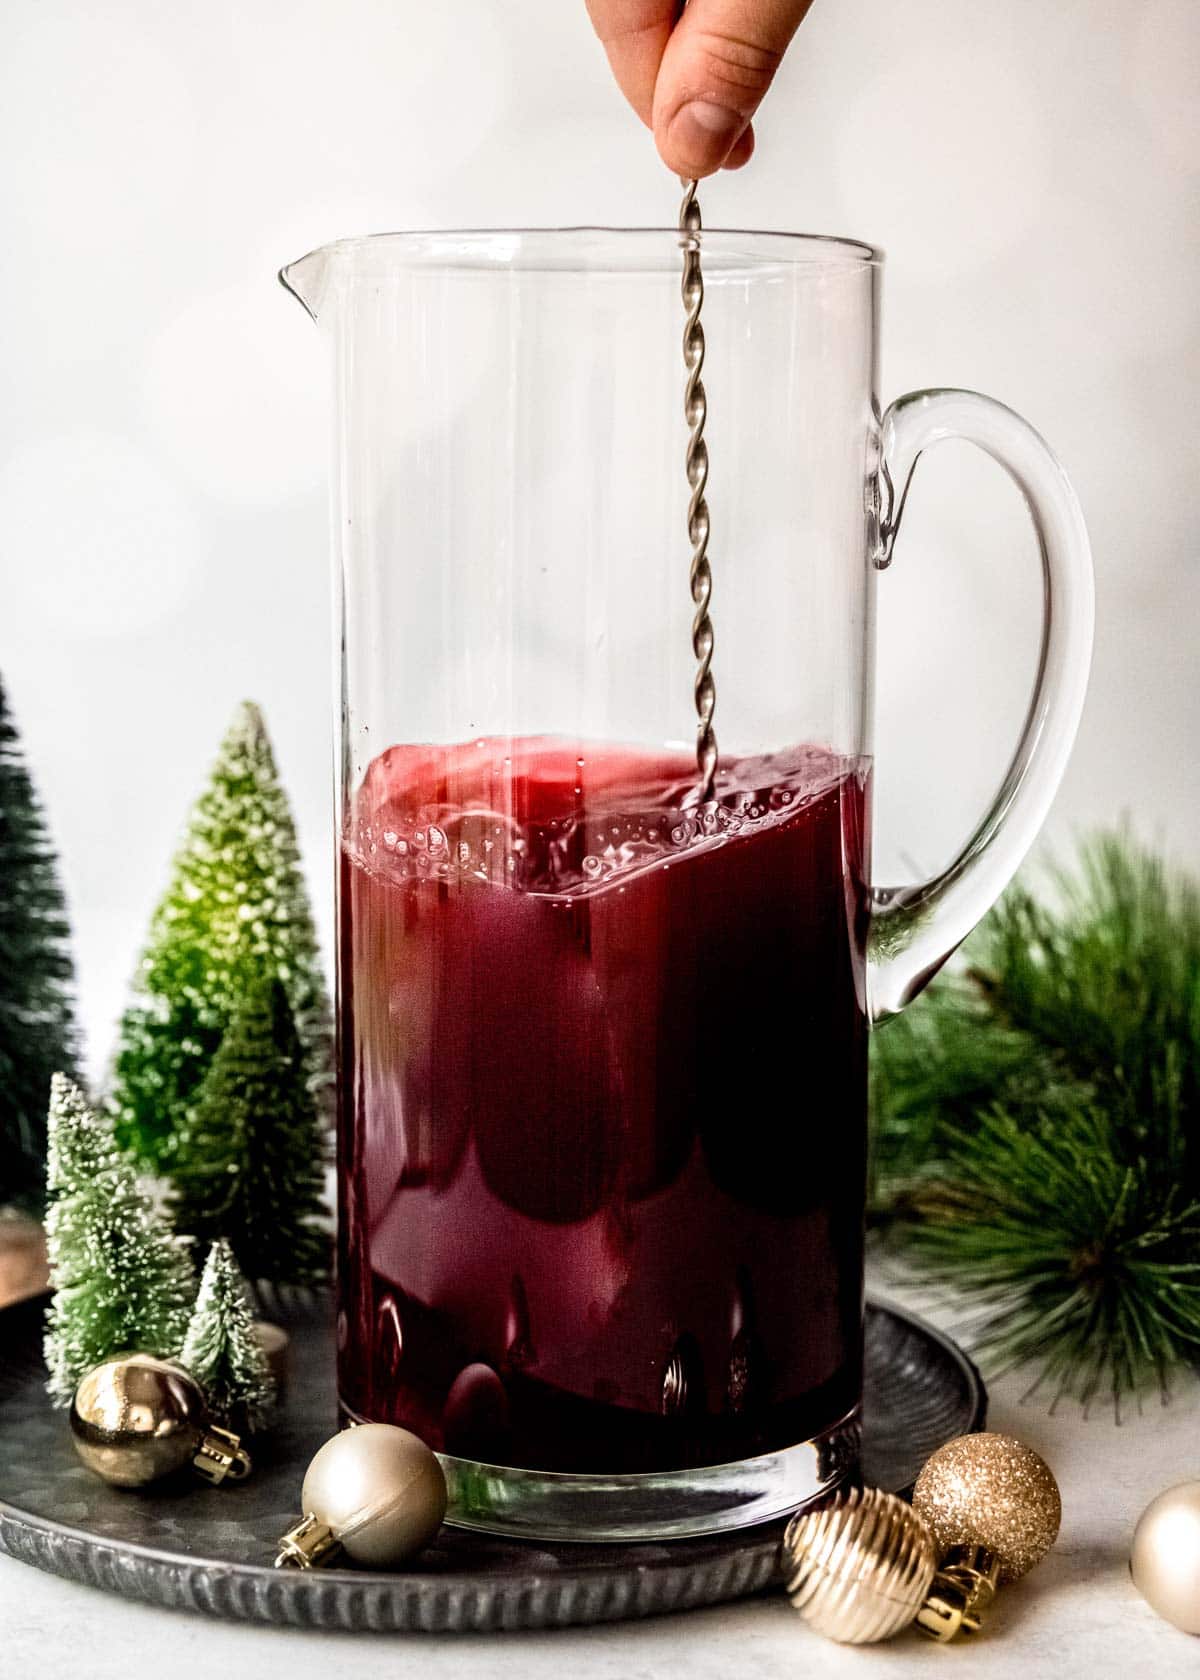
(871, 829, 1200, 1405)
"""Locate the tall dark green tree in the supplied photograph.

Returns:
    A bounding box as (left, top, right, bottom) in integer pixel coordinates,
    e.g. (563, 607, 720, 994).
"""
(169, 977, 329, 1285)
(0, 674, 78, 1209)
(108, 700, 332, 1170)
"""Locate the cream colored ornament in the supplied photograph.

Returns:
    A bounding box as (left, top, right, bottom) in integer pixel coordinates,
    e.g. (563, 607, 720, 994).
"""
(1130, 1481, 1200, 1635)
(276, 1422, 447, 1569)
(783, 1485, 938, 1643)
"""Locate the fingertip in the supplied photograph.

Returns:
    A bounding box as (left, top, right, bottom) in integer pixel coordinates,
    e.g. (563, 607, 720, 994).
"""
(656, 101, 747, 179)
(722, 125, 756, 170)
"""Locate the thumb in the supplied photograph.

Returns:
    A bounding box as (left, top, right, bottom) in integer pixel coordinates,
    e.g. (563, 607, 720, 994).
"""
(653, 0, 814, 178)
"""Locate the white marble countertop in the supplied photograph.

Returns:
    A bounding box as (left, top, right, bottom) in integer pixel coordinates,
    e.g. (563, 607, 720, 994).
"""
(3, 1282, 1198, 1679)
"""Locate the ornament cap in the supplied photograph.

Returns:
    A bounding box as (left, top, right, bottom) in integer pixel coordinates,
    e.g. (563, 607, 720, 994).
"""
(192, 1423, 252, 1486)
(275, 1513, 343, 1570)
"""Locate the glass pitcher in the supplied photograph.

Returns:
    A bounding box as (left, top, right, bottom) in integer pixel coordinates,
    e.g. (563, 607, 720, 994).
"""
(281, 228, 1093, 1542)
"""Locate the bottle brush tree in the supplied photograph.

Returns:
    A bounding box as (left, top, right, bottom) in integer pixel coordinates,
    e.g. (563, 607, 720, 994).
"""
(0, 674, 78, 1210)
(108, 700, 332, 1171)
(170, 977, 329, 1286)
(43, 1074, 194, 1404)
(180, 1239, 276, 1433)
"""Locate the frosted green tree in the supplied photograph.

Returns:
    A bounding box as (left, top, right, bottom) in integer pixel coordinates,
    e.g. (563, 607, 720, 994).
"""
(108, 700, 331, 1169)
(43, 1075, 194, 1405)
(170, 977, 329, 1285)
(0, 674, 78, 1209)
(180, 1239, 276, 1432)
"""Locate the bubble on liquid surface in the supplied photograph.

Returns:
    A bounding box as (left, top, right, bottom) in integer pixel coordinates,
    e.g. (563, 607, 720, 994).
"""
(349, 741, 860, 899)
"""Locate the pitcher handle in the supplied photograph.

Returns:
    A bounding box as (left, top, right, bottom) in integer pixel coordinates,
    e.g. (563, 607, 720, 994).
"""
(868, 388, 1094, 1022)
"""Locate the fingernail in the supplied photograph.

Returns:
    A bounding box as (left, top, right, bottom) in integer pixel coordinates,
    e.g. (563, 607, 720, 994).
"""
(667, 101, 745, 170)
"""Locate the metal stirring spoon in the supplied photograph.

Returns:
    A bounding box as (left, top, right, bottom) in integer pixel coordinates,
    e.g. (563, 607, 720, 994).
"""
(679, 176, 717, 804)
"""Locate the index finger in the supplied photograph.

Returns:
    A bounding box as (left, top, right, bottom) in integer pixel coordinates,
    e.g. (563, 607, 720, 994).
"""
(585, 0, 677, 129)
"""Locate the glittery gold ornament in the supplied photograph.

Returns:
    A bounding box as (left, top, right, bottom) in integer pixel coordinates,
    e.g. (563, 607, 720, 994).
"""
(783, 1486, 938, 1643)
(912, 1432, 1061, 1584)
(70, 1353, 252, 1487)
(275, 1423, 447, 1570)
(1130, 1480, 1200, 1635)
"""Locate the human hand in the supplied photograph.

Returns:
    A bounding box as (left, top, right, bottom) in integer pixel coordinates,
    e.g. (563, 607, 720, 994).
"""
(586, 0, 815, 179)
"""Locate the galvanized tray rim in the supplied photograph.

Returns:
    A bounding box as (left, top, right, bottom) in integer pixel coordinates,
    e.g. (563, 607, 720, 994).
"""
(0, 1290, 985, 1632)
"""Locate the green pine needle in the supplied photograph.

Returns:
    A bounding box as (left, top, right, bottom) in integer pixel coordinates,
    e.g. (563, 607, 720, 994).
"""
(871, 829, 1200, 1407)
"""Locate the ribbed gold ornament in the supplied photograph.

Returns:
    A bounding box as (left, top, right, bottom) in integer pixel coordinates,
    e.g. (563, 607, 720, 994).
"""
(783, 1486, 938, 1643)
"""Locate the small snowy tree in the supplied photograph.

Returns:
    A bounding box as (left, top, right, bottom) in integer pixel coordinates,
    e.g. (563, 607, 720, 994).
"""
(180, 1239, 275, 1432)
(0, 675, 78, 1209)
(170, 978, 329, 1285)
(108, 700, 332, 1170)
(43, 1075, 194, 1404)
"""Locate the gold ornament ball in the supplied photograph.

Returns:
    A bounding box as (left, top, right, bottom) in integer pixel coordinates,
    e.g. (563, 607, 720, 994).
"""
(70, 1353, 250, 1488)
(1130, 1481, 1200, 1635)
(300, 1423, 447, 1567)
(913, 1433, 1061, 1584)
(783, 1485, 938, 1643)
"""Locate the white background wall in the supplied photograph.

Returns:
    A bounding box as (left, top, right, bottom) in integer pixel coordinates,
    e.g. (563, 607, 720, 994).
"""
(0, 0, 1196, 1080)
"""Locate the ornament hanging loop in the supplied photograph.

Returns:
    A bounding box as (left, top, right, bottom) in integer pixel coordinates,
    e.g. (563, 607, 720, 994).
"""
(193, 1424, 253, 1486)
(916, 1544, 1001, 1641)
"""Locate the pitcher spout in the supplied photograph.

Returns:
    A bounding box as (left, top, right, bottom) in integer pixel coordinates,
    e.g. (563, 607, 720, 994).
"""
(279, 244, 333, 323)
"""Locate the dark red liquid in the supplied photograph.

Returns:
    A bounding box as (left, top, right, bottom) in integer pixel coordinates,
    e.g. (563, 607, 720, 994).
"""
(337, 738, 870, 1473)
